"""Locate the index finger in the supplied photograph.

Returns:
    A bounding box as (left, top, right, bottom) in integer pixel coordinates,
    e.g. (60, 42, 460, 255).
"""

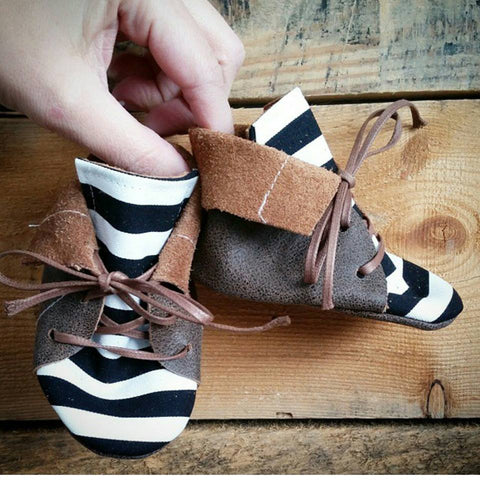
(118, 0, 233, 133)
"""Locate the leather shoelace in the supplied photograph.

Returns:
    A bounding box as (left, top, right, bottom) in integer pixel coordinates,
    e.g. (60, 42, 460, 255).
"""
(304, 99, 427, 310)
(0, 250, 290, 361)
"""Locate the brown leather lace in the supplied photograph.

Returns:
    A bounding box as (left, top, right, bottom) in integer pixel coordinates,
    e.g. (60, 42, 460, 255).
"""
(0, 250, 290, 361)
(304, 99, 427, 310)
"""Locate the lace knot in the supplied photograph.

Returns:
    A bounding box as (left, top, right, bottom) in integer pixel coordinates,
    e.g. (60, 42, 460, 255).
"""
(304, 99, 426, 311)
(0, 249, 290, 361)
(338, 169, 356, 189)
(97, 271, 128, 294)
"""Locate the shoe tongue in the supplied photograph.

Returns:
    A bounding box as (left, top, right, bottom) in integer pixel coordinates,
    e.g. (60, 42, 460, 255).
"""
(249, 87, 338, 172)
(75, 158, 198, 278)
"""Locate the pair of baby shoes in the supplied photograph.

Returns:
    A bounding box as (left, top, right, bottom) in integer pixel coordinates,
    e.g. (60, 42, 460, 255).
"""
(0, 88, 463, 459)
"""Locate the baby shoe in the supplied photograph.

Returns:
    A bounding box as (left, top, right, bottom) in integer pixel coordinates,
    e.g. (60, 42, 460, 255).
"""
(0, 154, 282, 458)
(189, 88, 463, 330)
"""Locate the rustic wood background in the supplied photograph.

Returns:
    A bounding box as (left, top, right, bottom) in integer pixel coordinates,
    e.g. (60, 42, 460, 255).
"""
(1, 420, 479, 474)
(211, 0, 480, 101)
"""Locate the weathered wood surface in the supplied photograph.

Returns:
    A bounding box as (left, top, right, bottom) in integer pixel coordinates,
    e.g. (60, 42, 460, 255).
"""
(0, 100, 479, 420)
(210, 0, 480, 101)
(0, 420, 479, 474)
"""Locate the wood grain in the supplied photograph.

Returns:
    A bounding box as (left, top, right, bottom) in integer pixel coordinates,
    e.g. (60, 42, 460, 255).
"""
(207, 0, 480, 101)
(1, 420, 479, 474)
(0, 100, 478, 420)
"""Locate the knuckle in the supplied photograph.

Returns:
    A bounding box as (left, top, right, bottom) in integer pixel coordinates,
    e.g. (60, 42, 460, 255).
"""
(199, 62, 226, 89)
(231, 36, 246, 66)
(40, 84, 83, 129)
(217, 35, 245, 70)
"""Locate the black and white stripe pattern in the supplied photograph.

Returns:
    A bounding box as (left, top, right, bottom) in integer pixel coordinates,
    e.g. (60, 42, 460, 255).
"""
(37, 158, 198, 458)
(250, 87, 463, 324)
(381, 251, 462, 324)
(250, 87, 337, 172)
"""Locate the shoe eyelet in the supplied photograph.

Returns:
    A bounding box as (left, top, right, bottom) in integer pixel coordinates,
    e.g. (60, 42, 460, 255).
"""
(47, 328, 55, 340)
(356, 270, 365, 279)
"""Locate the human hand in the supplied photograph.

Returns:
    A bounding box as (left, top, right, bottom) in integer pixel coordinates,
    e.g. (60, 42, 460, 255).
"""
(0, 0, 244, 176)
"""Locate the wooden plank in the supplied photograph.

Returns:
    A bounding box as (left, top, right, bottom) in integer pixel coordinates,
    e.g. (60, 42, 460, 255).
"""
(0, 100, 478, 420)
(208, 0, 480, 101)
(0, 420, 479, 474)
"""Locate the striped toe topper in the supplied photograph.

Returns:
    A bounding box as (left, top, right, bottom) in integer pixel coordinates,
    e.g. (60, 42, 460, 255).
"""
(249, 87, 463, 326)
(36, 159, 199, 459)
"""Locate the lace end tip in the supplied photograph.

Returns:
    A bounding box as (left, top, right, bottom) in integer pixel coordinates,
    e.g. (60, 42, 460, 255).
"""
(412, 112, 428, 129)
(321, 300, 335, 311)
(274, 315, 291, 327)
(4, 302, 16, 317)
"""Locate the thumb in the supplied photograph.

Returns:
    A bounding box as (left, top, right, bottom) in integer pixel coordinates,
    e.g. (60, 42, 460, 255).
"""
(36, 75, 189, 177)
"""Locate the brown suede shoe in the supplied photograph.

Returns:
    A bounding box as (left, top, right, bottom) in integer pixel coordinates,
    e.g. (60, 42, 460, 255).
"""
(189, 89, 463, 330)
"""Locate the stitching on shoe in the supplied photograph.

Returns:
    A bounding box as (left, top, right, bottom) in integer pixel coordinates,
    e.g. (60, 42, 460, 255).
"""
(38, 210, 89, 227)
(171, 233, 195, 247)
(257, 156, 289, 224)
(83, 167, 195, 193)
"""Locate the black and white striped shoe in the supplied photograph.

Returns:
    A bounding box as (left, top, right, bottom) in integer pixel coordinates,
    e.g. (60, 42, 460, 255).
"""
(248, 88, 463, 327)
(0, 154, 288, 457)
(36, 158, 200, 458)
(190, 89, 463, 330)
(0, 156, 206, 458)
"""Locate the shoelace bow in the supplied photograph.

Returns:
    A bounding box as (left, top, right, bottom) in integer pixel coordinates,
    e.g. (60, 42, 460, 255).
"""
(304, 99, 427, 310)
(0, 250, 290, 361)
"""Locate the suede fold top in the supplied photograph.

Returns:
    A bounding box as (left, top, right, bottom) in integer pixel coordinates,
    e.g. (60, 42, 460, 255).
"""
(189, 128, 341, 237)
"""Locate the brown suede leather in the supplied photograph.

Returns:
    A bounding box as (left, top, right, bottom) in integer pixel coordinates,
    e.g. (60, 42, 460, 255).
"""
(193, 208, 387, 313)
(31, 169, 204, 383)
(153, 187, 201, 294)
(190, 120, 387, 313)
(150, 296, 203, 382)
(190, 128, 341, 236)
(34, 267, 104, 371)
(29, 182, 99, 274)
(152, 186, 203, 382)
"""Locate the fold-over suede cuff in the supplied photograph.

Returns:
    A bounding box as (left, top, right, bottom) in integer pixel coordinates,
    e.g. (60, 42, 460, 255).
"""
(152, 187, 201, 294)
(189, 127, 341, 236)
(29, 181, 99, 273)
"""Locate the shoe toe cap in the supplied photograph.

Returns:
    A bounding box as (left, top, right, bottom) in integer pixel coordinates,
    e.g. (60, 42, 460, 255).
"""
(384, 254, 463, 327)
(37, 359, 196, 458)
